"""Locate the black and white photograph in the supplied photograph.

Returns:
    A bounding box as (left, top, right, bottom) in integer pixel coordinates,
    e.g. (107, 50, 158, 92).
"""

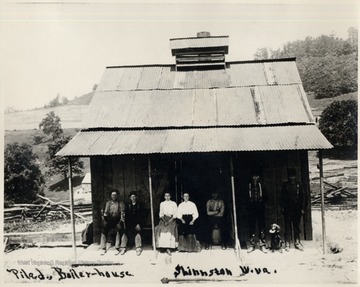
(1, 0, 358, 285)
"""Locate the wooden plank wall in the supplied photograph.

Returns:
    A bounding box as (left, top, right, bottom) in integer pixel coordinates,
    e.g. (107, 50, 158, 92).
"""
(90, 156, 104, 243)
(233, 151, 312, 246)
(300, 151, 312, 240)
(90, 151, 312, 245)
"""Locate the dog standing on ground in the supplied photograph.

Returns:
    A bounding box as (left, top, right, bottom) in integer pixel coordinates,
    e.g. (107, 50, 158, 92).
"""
(269, 223, 283, 253)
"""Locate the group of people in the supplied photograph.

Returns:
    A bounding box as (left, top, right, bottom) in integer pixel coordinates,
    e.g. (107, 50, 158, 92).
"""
(155, 189, 229, 254)
(100, 190, 143, 256)
(246, 169, 305, 253)
(155, 192, 201, 254)
(100, 189, 226, 256)
(100, 168, 306, 255)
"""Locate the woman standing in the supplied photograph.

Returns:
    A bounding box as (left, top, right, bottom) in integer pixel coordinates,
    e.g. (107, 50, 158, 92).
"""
(155, 192, 178, 255)
(177, 192, 201, 252)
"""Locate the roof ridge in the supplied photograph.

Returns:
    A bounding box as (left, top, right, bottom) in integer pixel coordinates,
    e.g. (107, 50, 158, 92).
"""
(81, 123, 316, 132)
(170, 36, 229, 41)
(106, 57, 296, 69)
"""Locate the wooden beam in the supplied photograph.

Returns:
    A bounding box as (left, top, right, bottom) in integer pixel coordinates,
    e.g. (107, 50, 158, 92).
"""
(37, 195, 87, 220)
(4, 230, 83, 245)
(319, 150, 326, 254)
(230, 155, 241, 261)
(34, 202, 50, 219)
(68, 158, 77, 262)
(174, 161, 178, 204)
(148, 157, 156, 254)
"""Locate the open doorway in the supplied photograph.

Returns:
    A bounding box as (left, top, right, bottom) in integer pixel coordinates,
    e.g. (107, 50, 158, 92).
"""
(176, 153, 232, 244)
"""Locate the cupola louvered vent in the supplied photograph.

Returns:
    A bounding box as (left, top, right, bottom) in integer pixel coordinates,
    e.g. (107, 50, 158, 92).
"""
(170, 32, 229, 71)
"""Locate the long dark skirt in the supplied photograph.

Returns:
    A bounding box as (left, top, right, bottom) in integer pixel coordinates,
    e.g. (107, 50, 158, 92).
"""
(177, 215, 201, 252)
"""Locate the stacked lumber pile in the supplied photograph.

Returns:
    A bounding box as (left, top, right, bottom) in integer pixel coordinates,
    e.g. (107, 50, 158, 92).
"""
(311, 180, 357, 208)
(308, 150, 357, 209)
(308, 152, 357, 209)
(4, 195, 92, 223)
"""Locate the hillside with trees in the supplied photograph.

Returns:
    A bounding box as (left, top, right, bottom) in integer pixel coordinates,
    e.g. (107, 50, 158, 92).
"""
(254, 27, 358, 99)
(4, 113, 87, 206)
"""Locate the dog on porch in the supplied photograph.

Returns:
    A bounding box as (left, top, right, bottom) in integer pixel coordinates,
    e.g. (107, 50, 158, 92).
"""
(269, 223, 283, 253)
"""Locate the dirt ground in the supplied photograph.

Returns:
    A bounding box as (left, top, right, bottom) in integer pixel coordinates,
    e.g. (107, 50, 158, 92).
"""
(3, 208, 357, 285)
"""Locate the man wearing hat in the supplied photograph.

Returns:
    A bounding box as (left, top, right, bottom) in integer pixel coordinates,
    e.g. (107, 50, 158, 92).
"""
(247, 173, 267, 253)
(100, 189, 126, 255)
(280, 168, 305, 251)
(205, 189, 227, 250)
(124, 191, 144, 256)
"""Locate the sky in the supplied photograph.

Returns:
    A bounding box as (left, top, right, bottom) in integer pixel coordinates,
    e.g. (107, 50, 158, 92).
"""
(0, 0, 358, 111)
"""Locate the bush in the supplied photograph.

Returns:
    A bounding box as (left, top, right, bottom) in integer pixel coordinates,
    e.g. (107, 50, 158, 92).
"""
(4, 142, 45, 205)
(319, 100, 357, 146)
(33, 135, 44, 145)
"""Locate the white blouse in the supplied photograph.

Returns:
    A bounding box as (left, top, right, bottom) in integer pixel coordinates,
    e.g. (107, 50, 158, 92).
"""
(159, 200, 177, 218)
(177, 201, 199, 220)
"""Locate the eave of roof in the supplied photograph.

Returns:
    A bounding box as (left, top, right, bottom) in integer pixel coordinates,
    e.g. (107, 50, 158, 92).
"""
(57, 125, 333, 157)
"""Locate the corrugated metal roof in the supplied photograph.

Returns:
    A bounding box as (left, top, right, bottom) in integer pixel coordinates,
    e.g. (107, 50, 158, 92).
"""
(82, 85, 313, 129)
(57, 125, 333, 157)
(96, 60, 301, 91)
(170, 36, 229, 51)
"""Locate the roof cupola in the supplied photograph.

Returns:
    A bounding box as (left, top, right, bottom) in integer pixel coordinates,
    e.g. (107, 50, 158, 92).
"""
(170, 32, 229, 71)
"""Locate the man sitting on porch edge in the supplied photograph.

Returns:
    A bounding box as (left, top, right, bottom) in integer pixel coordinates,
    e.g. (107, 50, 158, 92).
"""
(100, 189, 126, 255)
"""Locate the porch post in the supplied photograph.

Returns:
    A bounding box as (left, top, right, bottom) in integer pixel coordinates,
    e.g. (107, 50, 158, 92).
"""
(148, 157, 156, 253)
(68, 157, 77, 261)
(174, 161, 178, 203)
(230, 155, 241, 260)
(319, 150, 326, 254)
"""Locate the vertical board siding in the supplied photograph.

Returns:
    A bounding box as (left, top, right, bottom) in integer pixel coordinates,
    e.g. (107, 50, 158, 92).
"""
(91, 151, 312, 246)
(300, 151, 312, 240)
(90, 157, 104, 244)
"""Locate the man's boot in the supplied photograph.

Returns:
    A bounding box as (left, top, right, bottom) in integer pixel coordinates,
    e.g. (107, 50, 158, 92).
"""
(116, 248, 126, 255)
(294, 240, 304, 251)
(285, 242, 290, 252)
(247, 234, 256, 253)
(259, 232, 267, 253)
(100, 233, 107, 255)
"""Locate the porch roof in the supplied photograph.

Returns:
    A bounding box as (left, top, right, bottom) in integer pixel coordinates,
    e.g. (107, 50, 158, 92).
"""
(57, 124, 332, 157)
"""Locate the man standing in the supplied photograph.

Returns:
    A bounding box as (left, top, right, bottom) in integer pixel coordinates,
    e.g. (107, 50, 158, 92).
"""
(280, 168, 305, 251)
(205, 190, 226, 250)
(100, 189, 126, 255)
(125, 191, 144, 256)
(247, 173, 267, 253)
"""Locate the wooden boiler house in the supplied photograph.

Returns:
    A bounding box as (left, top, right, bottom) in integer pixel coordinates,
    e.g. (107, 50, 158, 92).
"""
(58, 32, 332, 250)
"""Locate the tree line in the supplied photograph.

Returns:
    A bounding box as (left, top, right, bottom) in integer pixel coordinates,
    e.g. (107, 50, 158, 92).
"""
(43, 94, 69, 108)
(254, 27, 358, 99)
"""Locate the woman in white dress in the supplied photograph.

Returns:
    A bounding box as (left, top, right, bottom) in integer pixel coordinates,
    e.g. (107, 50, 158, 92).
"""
(177, 192, 201, 252)
(154, 192, 178, 254)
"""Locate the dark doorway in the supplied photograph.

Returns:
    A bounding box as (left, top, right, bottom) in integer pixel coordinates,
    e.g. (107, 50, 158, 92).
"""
(177, 153, 232, 244)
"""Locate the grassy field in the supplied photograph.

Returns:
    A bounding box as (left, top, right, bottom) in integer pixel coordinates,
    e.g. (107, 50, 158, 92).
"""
(307, 91, 358, 118)
(4, 105, 89, 131)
